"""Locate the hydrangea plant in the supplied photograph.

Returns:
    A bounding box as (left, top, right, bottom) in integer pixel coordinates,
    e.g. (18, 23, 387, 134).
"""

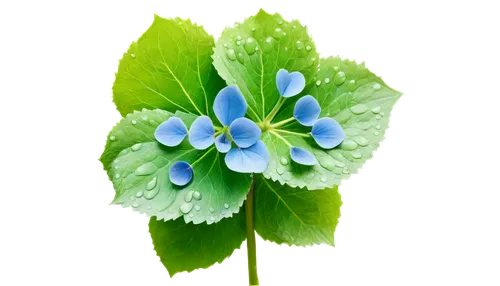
(100, 9, 402, 285)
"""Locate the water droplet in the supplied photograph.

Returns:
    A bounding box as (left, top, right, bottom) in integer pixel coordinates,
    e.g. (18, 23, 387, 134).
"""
(354, 136, 369, 147)
(251, 27, 256, 32)
(276, 167, 285, 175)
(193, 191, 202, 200)
(225, 49, 236, 61)
(237, 36, 242, 41)
(134, 162, 158, 176)
(333, 66, 339, 71)
(135, 191, 143, 198)
(380, 111, 385, 116)
(146, 177, 157, 191)
(373, 83, 381, 90)
(375, 115, 382, 120)
(210, 216, 215, 221)
(236, 40, 241, 46)
(223, 43, 228, 48)
(180, 203, 193, 214)
(262, 36, 274, 53)
(109, 135, 116, 141)
(334, 71, 346, 86)
(209, 207, 215, 213)
(224, 203, 229, 209)
(236, 52, 245, 64)
(282, 172, 292, 181)
(293, 25, 297, 28)
(343, 167, 350, 174)
(312, 58, 317, 61)
(130, 196, 135, 201)
(147, 205, 152, 210)
(114, 165, 119, 170)
(336, 162, 346, 167)
(320, 176, 327, 183)
(375, 125, 381, 130)
(244, 37, 257, 55)
(284, 47, 288, 51)
(350, 104, 369, 115)
(194, 205, 201, 211)
(130, 53, 136, 59)
(374, 131, 380, 136)
(189, 213, 194, 218)
(296, 40, 304, 51)
(316, 80, 321, 86)
(184, 191, 194, 202)
(282, 32, 287, 36)
(273, 28, 284, 39)
(340, 140, 358, 151)
(351, 151, 362, 159)
(132, 203, 140, 208)
(278, 20, 283, 25)
(306, 45, 311, 51)
(280, 157, 289, 165)
(131, 143, 142, 151)
(371, 106, 381, 114)
(131, 120, 137, 125)
(349, 80, 356, 84)
(324, 78, 330, 84)
(144, 177, 159, 200)
(115, 173, 120, 179)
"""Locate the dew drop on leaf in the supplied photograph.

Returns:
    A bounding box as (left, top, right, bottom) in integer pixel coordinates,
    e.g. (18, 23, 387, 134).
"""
(351, 151, 362, 159)
(193, 191, 202, 200)
(273, 28, 284, 39)
(340, 140, 358, 151)
(184, 191, 194, 202)
(134, 162, 158, 176)
(324, 78, 330, 84)
(224, 203, 229, 209)
(334, 71, 346, 86)
(280, 157, 289, 165)
(349, 79, 356, 85)
(131, 143, 142, 151)
(354, 136, 369, 147)
(276, 166, 285, 175)
(350, 104, 369, 115)
(131, 120, 137, 125)
(132, 203, 140, 208)
(374, 131, 380, 136)
(244, 37, 257, 55)
(135, 191, 143, 198)
(316, 80, 321, 86)
(306, 45, 311, 51)
(320, 176, 327, 183)
(296, 40, 303, 51)
(109, 135, 116, 141)
(209, 207, 215, 213)
(115, 174, 120, 179)
(194, 205, 201, 211)
(145, 177, 157, 191)
(375, 125, 381, 130)
(225, 49, 236, 61)
(371, 106, 381, 114)
(180, 203, 193, 214)
(373, 83, 382, 90)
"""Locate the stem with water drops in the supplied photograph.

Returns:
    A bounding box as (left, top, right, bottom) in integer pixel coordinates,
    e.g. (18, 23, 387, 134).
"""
(245, 177, 259, 286)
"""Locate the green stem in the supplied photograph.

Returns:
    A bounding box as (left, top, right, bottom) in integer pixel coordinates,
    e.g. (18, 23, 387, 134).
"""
(190, 147, 215, 167)
(264, 97, 285, 122)
(269, 130, 293, 147)
(271, 117, 295, 129)
(246, 177, 259, 286)
(274, 129, 311, 138)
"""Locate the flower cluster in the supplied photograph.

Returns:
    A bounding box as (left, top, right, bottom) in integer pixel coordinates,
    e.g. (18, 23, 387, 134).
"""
(154, 86, 269, 186)
(275, 69, 345, 166)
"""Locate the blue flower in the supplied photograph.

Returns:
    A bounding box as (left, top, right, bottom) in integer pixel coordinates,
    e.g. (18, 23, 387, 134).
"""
(274, 69, 346, 166)
(155, 85, 269, 185)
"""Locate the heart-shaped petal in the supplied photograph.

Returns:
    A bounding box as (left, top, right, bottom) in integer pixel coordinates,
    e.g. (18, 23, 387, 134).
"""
(215, 133, 231, 153)
(229, 117, 262, 148)
(213, 85, 247, 126)
(154, 117, 187, 147)
(294, 95, 321, 126)
(276, 69, 306, 98)
(169, 161, 193, 186)
(290, 146, 317, 166)
(311, 118, 345, 149)
(224, 141, 269, 173)
(188, 115, 215, 150)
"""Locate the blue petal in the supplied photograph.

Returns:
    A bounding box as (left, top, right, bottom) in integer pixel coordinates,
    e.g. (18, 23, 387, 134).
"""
(311, 118, 345, 149)
(213, 85, 247, 126)
(224, 141, 269, 173)
(215, 133, 231, 153)
(154, 117, 187, 146)
(229, 118, 262, 148)
(188, 115, 215, 150)
(169, 161, 193, 186)
(290, 146, 317, 166)
(294, 95, 321, 126)
(276, 69, 306, 97)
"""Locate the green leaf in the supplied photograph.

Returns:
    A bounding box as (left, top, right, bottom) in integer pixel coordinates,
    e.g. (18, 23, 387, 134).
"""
(101, 109, 252, 224)
(113, 15, 225, 117)
(212, 9, 319, 121)
(149, 212, 246, 277)
(262, 57, 402, 190)
(254, 176, 342, 246)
